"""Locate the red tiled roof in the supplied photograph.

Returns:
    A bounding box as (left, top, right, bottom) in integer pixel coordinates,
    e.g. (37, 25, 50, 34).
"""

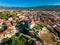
(5, 21, 12, 27)
(30, 19, 35, 25)
(2, 31, 7, 35)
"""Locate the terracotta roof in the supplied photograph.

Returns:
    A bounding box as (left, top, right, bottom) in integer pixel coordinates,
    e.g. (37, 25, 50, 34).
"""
(30, 19, 35, 25)
(5, 21, 12, 27)
(2, 31, 7, 35)
(4, 30, 10, 33)
(0, 33, 3, 36)
(8, 26, 16, 30)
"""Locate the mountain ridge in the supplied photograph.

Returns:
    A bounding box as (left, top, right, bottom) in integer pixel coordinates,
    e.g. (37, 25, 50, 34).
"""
(0, 5, 60, 11)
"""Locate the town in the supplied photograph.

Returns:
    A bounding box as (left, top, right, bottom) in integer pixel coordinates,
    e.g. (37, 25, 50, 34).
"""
(0, 10, 60, 45)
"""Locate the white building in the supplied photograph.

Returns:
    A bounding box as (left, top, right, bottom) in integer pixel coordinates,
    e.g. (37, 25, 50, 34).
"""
(29, 19, 35, 29)
(8, 17, 13, 21)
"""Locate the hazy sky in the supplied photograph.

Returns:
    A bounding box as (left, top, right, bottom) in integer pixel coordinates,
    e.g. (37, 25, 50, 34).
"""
(0, 0, 60, 7)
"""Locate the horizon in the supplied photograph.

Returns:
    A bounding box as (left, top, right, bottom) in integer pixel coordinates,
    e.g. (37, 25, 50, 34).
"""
(1, 5, 60, 7)
(0, 0, 60, 7)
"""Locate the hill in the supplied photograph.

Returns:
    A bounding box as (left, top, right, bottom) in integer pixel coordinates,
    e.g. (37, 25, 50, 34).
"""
(0, 5, 60, 11)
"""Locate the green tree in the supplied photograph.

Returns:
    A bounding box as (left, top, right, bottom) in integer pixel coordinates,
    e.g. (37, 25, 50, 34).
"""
(32, 24, 44, 30)
(19, 37, 27, 45)
(47, 27, 58, 36)
(0, 28, 5, 32)
(10, 36, 24, 45)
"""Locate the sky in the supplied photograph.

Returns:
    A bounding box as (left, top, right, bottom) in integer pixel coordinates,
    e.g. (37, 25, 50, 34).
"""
(0, 0, 60, 7)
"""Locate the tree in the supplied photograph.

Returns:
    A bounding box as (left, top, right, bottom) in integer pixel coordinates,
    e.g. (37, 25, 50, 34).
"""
(3, 37, 10, 45)
(0, 28, 5, 32)
(32, 24, 44, 30)
(10, 36, 26, 45)
(11, 38, 15, 45)
(19, 37, 27, 45)
(47, 27, 58, 36)
(57, 43, 60, 45)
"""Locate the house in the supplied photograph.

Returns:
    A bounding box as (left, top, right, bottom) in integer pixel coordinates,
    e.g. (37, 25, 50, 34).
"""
(0, 33, 4, 42)
(5, 21, 12, 27)
(0, 20, 18, 43)
(0, 19, 4, 28)
(2, 30, 10, 38)
(56, 23, 60, 27)
(19, 15, 26, 21)
(29, 19, 35, 29)
(53, 24, 57, 28)
(8, 17, 13, 21)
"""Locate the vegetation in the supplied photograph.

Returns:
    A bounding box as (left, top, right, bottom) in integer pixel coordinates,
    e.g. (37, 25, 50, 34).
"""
(0, 28, 5, 32)
(15, 32, 20, 37)
(16, 20, 31, 35)
(47, 27, 58, 36)
(0, 11, 16, 20)
(57, 43, 60, 45)
(0, 10, 59, 45)
(3, 35, 33, 45)
(31, 24, 44, 30)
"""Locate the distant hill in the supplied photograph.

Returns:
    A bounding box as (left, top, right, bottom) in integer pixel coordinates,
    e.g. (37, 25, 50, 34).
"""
(0, 5, 60, 11)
